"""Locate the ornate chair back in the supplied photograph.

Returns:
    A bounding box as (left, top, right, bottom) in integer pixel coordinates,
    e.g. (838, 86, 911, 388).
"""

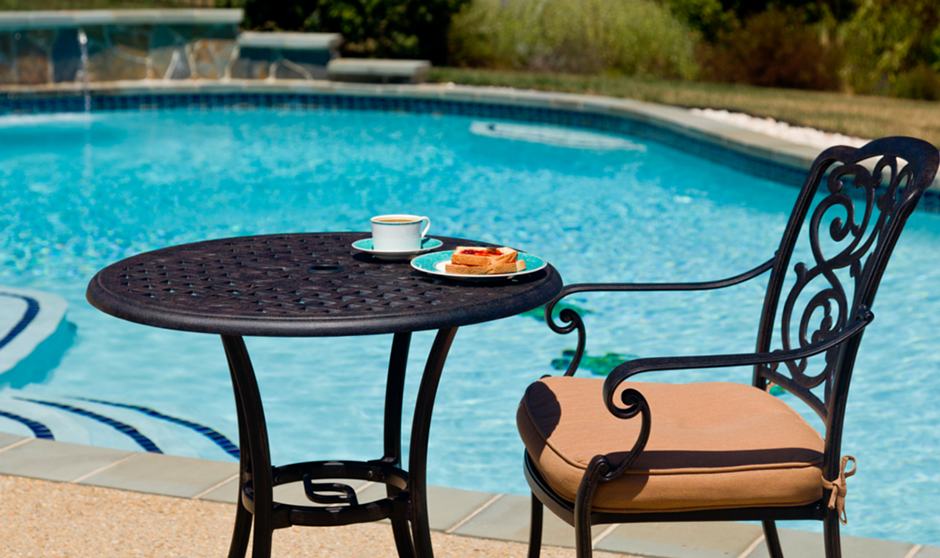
(752, 137, 939, 486)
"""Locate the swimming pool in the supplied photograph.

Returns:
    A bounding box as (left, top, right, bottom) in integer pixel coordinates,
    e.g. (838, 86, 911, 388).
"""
(0, 104, 938, 545)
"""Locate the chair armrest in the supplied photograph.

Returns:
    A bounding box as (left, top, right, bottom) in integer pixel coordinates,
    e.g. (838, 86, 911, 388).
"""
(546, 257, 775, 377)
(601, 308, 875, 405)
(548, 255, 775, 319)
(590, 309, 872, 483)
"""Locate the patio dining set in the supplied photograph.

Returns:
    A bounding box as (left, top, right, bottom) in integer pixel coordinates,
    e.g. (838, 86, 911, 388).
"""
(86, 137, 939, 558)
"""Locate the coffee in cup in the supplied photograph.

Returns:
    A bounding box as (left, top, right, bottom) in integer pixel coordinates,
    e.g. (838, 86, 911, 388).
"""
(371, 214, 431, 251)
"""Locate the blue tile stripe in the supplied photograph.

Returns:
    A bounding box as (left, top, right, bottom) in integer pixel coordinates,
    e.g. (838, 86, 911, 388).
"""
(0, 294, 39, 351)
(16, 397, 162, 453)
(0, 409, 54, 439)
(0, 92, 807, 187)
(0, 90, 936, 211)
(78, 398, 239, 459)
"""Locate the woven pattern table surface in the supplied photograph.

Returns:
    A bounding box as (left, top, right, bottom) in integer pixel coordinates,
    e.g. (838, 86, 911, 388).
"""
(87, 233, 562, 337)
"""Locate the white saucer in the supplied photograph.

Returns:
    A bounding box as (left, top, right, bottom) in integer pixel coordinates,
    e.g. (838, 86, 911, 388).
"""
(351, 237, 443, 261)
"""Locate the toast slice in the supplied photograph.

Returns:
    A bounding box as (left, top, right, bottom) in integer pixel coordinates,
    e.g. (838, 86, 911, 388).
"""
(445, 259, 526, 275)
(451, 246, 518, 266)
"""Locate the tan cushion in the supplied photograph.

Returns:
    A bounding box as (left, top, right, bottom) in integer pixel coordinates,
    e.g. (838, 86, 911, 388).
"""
(517, 377, 825, 513)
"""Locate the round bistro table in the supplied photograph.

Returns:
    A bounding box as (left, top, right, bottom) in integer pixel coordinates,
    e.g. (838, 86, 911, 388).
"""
(86, 232, 563, 558)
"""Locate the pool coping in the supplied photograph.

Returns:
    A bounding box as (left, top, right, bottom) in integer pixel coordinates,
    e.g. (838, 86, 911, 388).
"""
(0, 432, 935, 558)
(3, 79, 937, 198)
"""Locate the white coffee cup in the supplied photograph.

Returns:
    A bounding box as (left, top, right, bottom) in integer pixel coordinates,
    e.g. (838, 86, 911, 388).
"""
(371, 214, 431, 251)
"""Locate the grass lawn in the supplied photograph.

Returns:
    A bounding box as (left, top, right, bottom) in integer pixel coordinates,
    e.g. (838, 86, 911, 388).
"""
(428, 67, 940, 147)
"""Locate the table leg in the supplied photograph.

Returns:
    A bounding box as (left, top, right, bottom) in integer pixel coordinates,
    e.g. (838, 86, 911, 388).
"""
(409, 327, 459, 558)
(385, 332, 418, 558)
(222, 335, 275, 558)
(225, 353, 251, 558)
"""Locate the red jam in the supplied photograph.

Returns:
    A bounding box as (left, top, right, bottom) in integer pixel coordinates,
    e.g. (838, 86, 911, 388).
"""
(461, 248, 502, 256)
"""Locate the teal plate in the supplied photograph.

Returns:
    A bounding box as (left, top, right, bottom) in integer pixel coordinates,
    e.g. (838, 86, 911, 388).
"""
(411, 250, 547, 281)
(351, 237, 443, 260)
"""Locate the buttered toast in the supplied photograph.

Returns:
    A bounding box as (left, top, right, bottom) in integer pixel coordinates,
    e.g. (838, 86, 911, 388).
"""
(445, 246, 526, 275)
(445, 259, 526, 275)
(451, 246, 518, 266)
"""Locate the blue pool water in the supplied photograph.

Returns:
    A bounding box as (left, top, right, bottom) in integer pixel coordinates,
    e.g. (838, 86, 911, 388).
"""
(1, 107, 939, 544)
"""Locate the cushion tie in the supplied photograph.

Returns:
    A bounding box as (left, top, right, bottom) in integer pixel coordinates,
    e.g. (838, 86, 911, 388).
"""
(821, 455, 856, 525)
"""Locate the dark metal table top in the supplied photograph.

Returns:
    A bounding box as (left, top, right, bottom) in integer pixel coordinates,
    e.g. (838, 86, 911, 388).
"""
(86, 232, 563, 337)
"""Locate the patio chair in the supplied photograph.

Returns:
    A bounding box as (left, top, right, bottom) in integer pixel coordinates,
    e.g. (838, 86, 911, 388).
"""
(516, 136, 940, 558)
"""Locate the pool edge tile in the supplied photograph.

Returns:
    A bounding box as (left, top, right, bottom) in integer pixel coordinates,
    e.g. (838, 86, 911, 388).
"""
(746, 527, 916, 558)
(0, 431, 26, 449)
(78, 452, 238, 499)
(0, 438, 133, 482)
(449, 492, 605, 548)
(595, 521, 763, 558)
(194, 474, 240, 504)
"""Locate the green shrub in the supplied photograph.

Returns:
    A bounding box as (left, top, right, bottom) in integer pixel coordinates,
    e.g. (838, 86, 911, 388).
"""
(893, 64, 940, 101)
(840, 0, 940, 96)
(231, 0, 470, 63)
(662, 0, 733, 41)
(448, 0, 699, 80)
(698, 9, 842, 90)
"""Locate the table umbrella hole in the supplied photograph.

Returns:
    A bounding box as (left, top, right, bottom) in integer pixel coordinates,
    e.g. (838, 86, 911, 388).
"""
(307, 264, 344, 275)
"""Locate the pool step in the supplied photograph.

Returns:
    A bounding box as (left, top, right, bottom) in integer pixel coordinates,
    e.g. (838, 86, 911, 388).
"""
(0, 392, 238, 462)
(233, 31, 342, 81)
(231, 31, 431, 84)
(0, 286, 72, 388)
(327, 58, 431, 84)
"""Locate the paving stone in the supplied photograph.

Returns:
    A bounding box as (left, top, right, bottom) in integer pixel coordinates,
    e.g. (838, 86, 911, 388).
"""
(0, 438, 131, 482)
(451, 492, 604, 548)
(747, 527, 915, 558)
(0, 431, 26, 449)
(196, 473, 239, 504)
(595, 521, 763, 558)
(427, 486, 500, 532)
(916, 546, 940, 558)
(79, 452, 237, 498)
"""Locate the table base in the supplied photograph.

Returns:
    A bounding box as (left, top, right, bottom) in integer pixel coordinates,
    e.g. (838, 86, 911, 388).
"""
(238, 459, 411, 528)
(222, 328, 457, 558)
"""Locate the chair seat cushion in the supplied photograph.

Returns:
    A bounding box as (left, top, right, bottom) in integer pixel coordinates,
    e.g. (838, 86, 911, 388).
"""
(517, 377, 825, 513)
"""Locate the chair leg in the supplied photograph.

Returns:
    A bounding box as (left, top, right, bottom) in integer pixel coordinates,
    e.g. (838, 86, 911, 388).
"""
(528, 493, 543, 558)
(824, 513, 842, 558)
(762, 520, 784, 558)
(574, 456, 607, 558)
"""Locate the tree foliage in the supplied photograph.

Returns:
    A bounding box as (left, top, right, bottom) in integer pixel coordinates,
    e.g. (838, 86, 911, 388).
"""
(698, 8, 842, 90)
(234, 0, 470, 63)
(841, 0, 940, 97)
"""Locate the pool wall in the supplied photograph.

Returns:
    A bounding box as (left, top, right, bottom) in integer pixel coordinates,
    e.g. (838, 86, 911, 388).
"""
(0, 10, 355, 86)
(0, 10, 244, 85)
